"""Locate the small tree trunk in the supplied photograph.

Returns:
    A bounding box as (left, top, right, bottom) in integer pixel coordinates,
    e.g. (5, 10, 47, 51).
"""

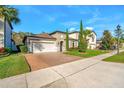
(117, 38, 119, 54)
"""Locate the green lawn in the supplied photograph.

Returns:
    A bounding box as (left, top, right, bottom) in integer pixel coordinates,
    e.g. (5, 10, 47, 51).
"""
(64, 49, 109, 58)
(0, 53, 30, 79)
(103, 52, 124, 63)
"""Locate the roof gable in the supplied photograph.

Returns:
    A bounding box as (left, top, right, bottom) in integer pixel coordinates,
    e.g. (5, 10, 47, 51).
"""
(49, 31, 66, 35)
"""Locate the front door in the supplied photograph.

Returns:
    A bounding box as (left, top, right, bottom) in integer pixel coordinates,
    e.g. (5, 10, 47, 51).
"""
(60, 41, 63, 52)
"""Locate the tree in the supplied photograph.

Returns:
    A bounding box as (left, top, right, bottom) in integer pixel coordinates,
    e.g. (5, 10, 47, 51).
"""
(83, 29, 92, 40)
(78, 20, 92, 52)
(0, 6, 20, 47)
(115, 25, 124, 54)
(12, 31, 33, 45)
(0, 5, 20, 24)
(101, 30, 114, 50)
(78, 20, 84, 52)
(66, 28, 69, 51)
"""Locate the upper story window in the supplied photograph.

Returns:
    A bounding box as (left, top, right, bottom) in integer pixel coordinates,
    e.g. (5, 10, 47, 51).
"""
(60, 35, 64, 38)
(92, 36, 95, 42)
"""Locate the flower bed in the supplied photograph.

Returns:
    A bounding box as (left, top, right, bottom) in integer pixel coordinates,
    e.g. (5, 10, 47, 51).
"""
(0, 47, 11, 58)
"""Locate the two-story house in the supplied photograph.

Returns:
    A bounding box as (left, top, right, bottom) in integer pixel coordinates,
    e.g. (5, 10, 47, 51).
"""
(69, 31, 97, 49)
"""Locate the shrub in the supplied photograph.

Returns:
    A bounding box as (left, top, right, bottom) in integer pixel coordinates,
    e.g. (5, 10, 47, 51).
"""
(0, 47, 5, 53)
(5, 47, 12, 53)
(19, 45, 28, 53)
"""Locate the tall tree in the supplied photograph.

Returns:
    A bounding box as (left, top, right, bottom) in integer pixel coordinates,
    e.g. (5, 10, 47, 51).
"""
(79, 20, 83, 52)
(101, 30, 114, 50)
(115, 25, 124, 54)
(78, 20, 92, 52)
(66, 29, 69, 51)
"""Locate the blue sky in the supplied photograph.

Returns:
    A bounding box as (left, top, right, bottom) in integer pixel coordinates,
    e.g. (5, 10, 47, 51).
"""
(13, 5, 124, 39)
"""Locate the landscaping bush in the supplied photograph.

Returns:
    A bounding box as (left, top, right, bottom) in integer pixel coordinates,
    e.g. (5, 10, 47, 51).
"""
(0, 47, 5, 53)
(0, 47, 11, 57)
(19, 45, 28, 53)
(5, 47, 12, 53)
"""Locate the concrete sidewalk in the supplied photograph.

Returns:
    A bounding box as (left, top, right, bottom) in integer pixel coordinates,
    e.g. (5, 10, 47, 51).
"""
(0, 50, 124, 88)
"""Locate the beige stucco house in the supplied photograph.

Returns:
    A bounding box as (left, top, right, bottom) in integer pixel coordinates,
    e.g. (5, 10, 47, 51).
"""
(25, 30, 96, 53)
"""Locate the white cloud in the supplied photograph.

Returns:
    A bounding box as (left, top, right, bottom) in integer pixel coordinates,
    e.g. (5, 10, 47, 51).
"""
(62, 21, 79, 27)
(86, 27, 94, 30)
(86, 8, 123, 25)
(86, 8, 108, 24)
(69, 27, 77, 31)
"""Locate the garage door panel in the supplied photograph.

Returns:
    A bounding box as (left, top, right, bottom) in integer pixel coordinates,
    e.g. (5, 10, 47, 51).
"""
(33, 42, 57, 53)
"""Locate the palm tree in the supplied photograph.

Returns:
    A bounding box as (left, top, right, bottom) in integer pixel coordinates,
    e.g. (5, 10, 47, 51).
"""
(0, 5, 20, 24)
(0, 5, 20, 47)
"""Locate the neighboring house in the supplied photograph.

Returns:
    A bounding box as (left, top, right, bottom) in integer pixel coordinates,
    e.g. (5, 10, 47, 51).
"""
(68, 31, 97, 49)
(25, 30, 97, 53)
(0, 18, 17, 51)
(120, 42, 124, 48)
(96, 40, 102, 49)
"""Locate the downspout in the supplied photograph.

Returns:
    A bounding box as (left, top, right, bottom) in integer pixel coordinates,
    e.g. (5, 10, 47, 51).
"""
(11, 23, 12, 49)
(4, 16, 6, 48)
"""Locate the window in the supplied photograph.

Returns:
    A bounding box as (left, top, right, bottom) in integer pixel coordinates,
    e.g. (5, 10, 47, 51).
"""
(0, 34, 4, 47)
(92, 36, 94, 42)
(72, 41, 74, 48)
(60, 35, 64, 38)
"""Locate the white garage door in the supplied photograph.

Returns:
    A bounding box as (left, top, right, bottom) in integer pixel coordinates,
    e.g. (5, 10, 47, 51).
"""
(33, 42, 57, 53)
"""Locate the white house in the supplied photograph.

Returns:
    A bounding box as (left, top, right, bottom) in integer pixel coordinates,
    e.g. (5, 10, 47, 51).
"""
(25, 30, 97, 53)
(69, 31, 97, 49)
(0, 18, 17, 51)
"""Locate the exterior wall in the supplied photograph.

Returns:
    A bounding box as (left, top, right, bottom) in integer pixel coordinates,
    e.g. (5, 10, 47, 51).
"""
(87, 32, 96, 49)
(69, 33, 79, 39)
(0, 18, 12, 49)
(121, 43, 124, 48)
(51, 32, 79, 51)
(51, 32, 66, 51)
(69, 33, 79, 48)
(0, 18, 4, 48)
(4, 20, 12, 48)
(69, 40, 78, 48)
(12, 41, 18, 51)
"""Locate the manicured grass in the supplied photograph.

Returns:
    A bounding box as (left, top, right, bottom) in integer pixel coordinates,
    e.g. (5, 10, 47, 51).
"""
(103, 52, 124, 64)
(0, 53, 30, 79)
(64, 49, 109, 58)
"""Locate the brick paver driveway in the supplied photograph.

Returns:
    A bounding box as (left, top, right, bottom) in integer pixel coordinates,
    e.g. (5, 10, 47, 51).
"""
(25, 52, 81, 71)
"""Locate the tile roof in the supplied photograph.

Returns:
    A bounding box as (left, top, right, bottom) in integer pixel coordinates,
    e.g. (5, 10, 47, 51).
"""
(28, 33, 56, 40)
(49, 31, 66, 35)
